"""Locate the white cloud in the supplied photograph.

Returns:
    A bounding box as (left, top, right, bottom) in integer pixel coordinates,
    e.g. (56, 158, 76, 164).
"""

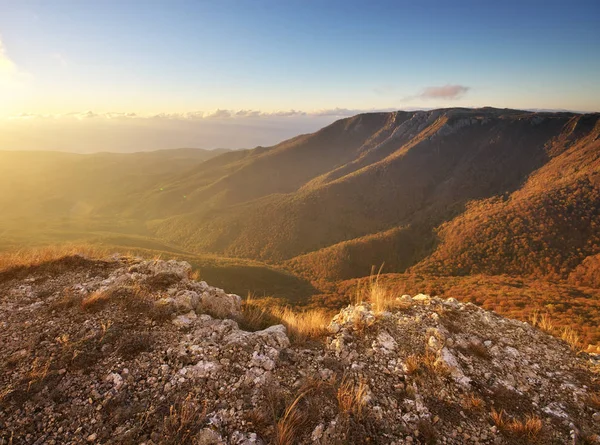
(420, 84, 470, 100)
(203, 109, 232, 119)
(0, 38, 31, 87)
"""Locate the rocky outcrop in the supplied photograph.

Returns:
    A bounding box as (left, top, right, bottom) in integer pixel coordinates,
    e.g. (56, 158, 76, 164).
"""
(96, 257, 243, 319)
(0, 256, 599, 444)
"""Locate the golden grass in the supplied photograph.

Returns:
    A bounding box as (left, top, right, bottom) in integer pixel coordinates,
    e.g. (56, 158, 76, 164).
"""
(162, 394, 207, 445)
(530, 310, 555, 333)
(270, 306, 329, 343)
(351, 265, 400, 313)
(404, 354, 421, 375)
(491, 409, 543, 440)
(189, 269, 201, 281)
(508, 415, 543, 438)
(81, 289, 112, 311)
(461, 393, 484, 411)
(337, 376, 369, 420)
(275, 390, 310, 445)
(240, 296, 274, 330)
(26, 357, 52, 391)
(0, 244, 110, 272)
(491, 408, 507, 430)
(531, 311, 583, 351)
(99, 320, 113, 343)
(241, 296, 329, 343)
(560, 326, 581, 350)
(404, 352, 449, 378)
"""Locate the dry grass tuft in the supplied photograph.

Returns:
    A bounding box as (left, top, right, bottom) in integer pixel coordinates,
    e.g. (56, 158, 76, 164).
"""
(254, 379, 328, 445)
(491, 409, 543, 441)
(560, 326, 581, 350)
(275, 391, 311, 445)
(189, 269, 201, 281)
(530, 311, 554, 333)
(162, 394, 207, 445)
(270, 306, 329, 343)
(26, 357, 53, 390)
(491, 408, 507, 430)
(239, 296, 276, 331)
(368, 279, 392, 313)
(354, 265, 398, 313)
(531, 311, 583, 351)
(461, 393, 484, 411)
(404, 352, 449, 379)
(0, 244, 110, 272)
(587, 392, 600, 410)
(508, 415, 543, 438)
(81, 289, 112, 311)
(240, 296, 329, 343)
(337, 376, 369, 420)
(404, 354, 421, 375)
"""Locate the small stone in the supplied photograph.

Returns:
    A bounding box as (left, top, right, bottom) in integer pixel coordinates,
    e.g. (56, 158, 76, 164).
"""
(311, 424, 324, 441)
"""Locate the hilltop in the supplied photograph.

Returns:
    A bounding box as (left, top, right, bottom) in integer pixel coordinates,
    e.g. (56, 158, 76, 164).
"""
(1, 255, 599, 444)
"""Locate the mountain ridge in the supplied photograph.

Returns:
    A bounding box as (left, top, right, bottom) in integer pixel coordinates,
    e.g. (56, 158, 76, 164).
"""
(2, 107, 599, 285)
(143, 108, 599, 277)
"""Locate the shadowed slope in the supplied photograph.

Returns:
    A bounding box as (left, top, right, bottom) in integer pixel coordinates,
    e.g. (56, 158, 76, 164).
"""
(151, 109, 590, 272)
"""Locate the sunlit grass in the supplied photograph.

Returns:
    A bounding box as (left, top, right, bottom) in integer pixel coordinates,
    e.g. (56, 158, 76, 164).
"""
(530, 310, 582, 351)
(241, 295, 329, 343)
(337, 376, 369, 420)
(352, 265, 400, 313)
(0, 244, 110, 272)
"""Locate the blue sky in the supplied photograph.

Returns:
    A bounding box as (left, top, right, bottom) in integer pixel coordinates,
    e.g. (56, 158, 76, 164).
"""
(0, 0, 599, 151)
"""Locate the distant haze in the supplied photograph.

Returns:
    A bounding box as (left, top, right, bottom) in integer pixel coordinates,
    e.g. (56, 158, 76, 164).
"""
(1, 1, 598, 152)
(0, 106, 591, 153)
(0, 112, 352, 153)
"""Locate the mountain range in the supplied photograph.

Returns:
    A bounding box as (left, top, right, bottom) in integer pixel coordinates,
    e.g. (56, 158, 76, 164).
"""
(2, 107, 600, 348)
(2, 107, 599, 284)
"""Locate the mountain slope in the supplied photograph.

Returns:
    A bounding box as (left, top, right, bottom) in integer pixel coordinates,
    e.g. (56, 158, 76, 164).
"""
(3, 109, 600, 286)
(0, 148, 229, 220)
(148, 109, 600, 284)
(412, 115, 600, 279)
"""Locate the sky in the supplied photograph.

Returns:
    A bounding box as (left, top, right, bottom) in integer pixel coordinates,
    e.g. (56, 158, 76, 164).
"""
(0, 0, 599, 152)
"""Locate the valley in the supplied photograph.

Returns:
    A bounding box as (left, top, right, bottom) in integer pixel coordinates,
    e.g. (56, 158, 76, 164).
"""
(1, 107, 599, 350)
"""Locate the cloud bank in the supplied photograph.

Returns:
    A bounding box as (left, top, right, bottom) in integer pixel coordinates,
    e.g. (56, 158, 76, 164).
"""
(5, 107, 397, 122)
(0, 108, 398, 153)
